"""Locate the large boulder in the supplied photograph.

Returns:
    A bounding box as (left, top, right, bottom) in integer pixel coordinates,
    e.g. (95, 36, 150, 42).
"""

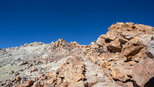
(146, 37, 154, 58)
(132, 58, 154, 87)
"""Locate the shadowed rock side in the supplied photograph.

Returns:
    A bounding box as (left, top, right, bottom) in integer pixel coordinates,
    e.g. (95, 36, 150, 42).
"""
(0, 22, 154, 87)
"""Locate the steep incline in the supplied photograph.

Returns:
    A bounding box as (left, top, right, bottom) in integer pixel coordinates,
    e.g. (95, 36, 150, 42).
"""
(0, 22, 154, 87)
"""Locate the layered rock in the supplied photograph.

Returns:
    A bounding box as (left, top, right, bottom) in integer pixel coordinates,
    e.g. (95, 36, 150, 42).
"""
(0, 22, 154, 87)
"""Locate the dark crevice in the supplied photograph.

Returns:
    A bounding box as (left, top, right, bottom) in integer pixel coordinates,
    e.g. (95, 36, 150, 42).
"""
(132, 80, 140, 87)
(144, 77, 154, 87)
(82, 64, 87, 81)
(83, 78, 87, 81)
(132, 25, 136, 29)
(124, 58, 131, 62)
(127, 75, 132, 78)
(107, 46, 121, 53)
(113, 78, 139, 87)
(113, 78, 120, 81)
(126, 47, 143, 58)
(124, 58, 139, 63)
(105, 38, 112, 43)
(96, 48, 104, 54)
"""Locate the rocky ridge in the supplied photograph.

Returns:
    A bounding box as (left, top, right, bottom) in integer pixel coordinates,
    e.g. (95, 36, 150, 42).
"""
(0, 22, 154, 87)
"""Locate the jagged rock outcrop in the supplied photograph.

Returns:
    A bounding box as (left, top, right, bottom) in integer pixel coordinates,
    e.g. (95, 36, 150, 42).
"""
(0, 22, 153, 87)
(146, 38, 154, 58)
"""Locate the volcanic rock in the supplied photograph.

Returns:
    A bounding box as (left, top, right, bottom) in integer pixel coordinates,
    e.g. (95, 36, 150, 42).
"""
(0, 22, 154, 87)
(146, 37, 154, 58)
(24, 80, 34, 87)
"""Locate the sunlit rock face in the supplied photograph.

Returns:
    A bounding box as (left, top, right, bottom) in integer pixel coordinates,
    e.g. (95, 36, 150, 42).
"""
(0, 22, 154, 87)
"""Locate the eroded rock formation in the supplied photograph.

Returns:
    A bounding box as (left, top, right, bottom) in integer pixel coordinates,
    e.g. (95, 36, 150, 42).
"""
(0, 22, 153, 87)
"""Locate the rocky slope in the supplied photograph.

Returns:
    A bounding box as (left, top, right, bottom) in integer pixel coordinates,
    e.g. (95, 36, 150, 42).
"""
(0, 22, 154, 87)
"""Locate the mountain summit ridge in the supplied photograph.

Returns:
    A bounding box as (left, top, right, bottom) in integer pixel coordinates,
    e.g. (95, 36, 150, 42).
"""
(0, 22, 154, 87)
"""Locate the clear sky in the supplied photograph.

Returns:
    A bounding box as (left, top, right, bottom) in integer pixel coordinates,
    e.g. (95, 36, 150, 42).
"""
(0, 0, 154, 48)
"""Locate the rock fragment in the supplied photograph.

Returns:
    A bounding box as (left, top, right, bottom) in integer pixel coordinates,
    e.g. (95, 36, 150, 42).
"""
(24, 80, 34, 87)
(132, 58, 154, 87)
(146, 37, 154, 58)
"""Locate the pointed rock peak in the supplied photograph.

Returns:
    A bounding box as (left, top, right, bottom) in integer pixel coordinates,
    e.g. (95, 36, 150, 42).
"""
(69, 41, 80, 47)
(56, 38, 68, 44)
(108, 22, 153, 35)
(50, 38, 69, 47)
(57, 38, 66, 42)
(108, 22, 135, 31)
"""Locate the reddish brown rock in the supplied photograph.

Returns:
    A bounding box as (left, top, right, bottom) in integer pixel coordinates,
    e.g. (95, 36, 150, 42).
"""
(32, 82, 43, 87)
(1, 22, 154, 87)
(31, 67, 38, 72)
(110, 67, 129, 82)
(121, 40, 144, 59)
(15, 76, 21, 82)
(68, 81, 85, 87)
(15, 84, 22, 87)
(41, 75, 47, 80)
(24, 80, 34, 87)
(107, 38, 121, 52)
(46, 78, 54, 85)
(132, 58, 154, 87)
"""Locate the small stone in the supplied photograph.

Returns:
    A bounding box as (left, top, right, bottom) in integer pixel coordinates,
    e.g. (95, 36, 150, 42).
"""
(24, 80, 34, 87)
(15, 76, 21, 82)
(68, 81, 85, 87)
(41, 76, 47, 80)
(18, 61, 28, 66)
(11, 70, 14, 74)
(15, 84, 22, 87)
(15, 72, 19, 76)
(97, 77, 105, 82)
(46, 79, 54, 84)
(111, 67, 128, 82)
(32, 82, 43, 87)
(91, 42, 99, 48)
(96, 36, 105, 46)
(31, 67, 38, 72)
(47, 72, 53, 78)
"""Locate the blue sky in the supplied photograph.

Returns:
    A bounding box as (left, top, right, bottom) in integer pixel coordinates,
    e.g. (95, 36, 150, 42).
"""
(0, 0, 154, 48)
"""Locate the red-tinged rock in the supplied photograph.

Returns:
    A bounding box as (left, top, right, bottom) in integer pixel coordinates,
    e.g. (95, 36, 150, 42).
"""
(1, 22, 154, 87)
(110, 67, 129, 82)
(107, 39, 121, 53)
(31, 67, 38, 72)
(121, 41, 144, 59)
(46, 78, 54, 84)
(132, 58, 154, 87)
(47, 72, 53, 78)
(41, 76, 47, 80)
(68, 81, 85, 87)
(32, 82, 43, 87)
(24, 80, 34, 87)
(43, 84, 49, 87)
(15, 84, 22, 87)
(15, 76, 21, 82)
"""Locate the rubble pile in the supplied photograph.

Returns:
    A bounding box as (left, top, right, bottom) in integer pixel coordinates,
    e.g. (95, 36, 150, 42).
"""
(0, 22, 153, 87)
